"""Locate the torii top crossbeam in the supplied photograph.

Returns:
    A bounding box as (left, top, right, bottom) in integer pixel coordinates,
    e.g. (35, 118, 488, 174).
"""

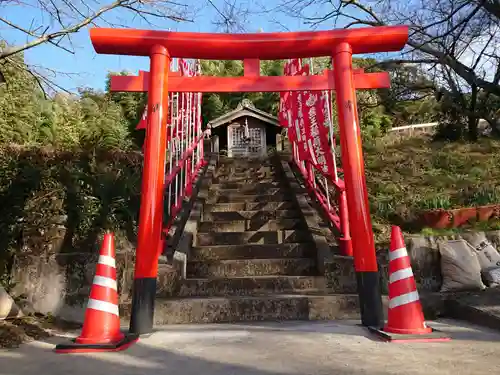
(90, 26, 408, 59)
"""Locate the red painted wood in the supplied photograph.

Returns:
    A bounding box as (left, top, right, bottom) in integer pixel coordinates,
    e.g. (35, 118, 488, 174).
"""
(90, 26, 409, 58)
(333, 42, 378, 272)
(134, 45, 169, 279)
(244, 59, 260, 77)
(110, 71, 390, 93)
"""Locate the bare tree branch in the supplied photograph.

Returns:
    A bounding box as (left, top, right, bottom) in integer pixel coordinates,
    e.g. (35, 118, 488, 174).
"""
(272, 0, 500, 137)
(208, 0, 250, 32)
(275, 0, 500, 97)
(1, 1, 132, 59)
(481, 0, 500, 20)
(0, 0, 192, 60)
(0, 15, 75, 54)
(0, 0, 210, 93)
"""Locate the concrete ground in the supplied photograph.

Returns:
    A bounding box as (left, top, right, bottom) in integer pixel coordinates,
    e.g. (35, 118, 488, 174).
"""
(1, 319, 499, 375)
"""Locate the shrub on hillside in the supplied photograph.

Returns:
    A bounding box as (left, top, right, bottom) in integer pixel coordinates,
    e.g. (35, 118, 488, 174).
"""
(365, 136, 500, 231)
(0, 51, 137, 150)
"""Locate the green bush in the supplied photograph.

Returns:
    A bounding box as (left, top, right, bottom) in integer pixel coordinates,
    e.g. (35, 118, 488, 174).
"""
(0, 52, 140, 150)
(0, 50, 150, 285)
(0, 147, 142, 286)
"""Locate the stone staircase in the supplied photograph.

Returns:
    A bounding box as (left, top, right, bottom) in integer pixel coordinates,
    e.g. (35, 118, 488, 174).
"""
(120, 154, 492, 327)
(129, 154, 365, 324)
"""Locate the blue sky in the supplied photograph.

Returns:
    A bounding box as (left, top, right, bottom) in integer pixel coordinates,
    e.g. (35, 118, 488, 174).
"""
(1, 0, 384, 92)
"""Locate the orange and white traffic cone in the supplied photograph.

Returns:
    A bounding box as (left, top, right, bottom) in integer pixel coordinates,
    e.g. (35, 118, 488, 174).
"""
(55, 232, 139, 353)
(369, 226, 450, 342)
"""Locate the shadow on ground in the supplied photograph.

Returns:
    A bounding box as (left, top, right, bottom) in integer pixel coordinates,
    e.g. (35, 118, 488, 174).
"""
(0, 335, 384, 375)
(2, 320, 500, 375)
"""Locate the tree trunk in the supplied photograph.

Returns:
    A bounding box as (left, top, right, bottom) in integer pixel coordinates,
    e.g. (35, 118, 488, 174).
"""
(468, 116, 479, 141)
(468, 85, 479, 141)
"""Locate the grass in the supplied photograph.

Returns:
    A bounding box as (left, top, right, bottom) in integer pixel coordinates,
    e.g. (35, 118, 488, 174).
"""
(363, 135, 500, 238)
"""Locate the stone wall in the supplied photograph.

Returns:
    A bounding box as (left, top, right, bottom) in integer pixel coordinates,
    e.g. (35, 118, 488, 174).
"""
(9, 231, 136, 323)
(0, 148, 144, 322)
(8, 218, 193, 323)
(322, 231, 500, 297)
(6, 155, 215, 323)
(376, 230, 500, 294)
(321, 230, 500, 319)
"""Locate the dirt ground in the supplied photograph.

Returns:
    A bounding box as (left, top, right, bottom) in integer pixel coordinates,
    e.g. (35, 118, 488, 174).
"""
(0, 315, 81, 349)
(0, 319, 499, 375)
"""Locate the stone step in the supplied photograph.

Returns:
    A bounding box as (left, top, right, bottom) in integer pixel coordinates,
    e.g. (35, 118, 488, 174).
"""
(217, 187, 306, 195)
(324, 255, 357, 294)
(196, 230, 311, 246)
(230, 170, 277, 177)
(214, 174, 278, 181)
(325, 232, 340, 245)
(214, 181, 283, 190)
(174, 276, 327, 297)
(209, 187, 286, 195)
(218, 162, 273, 167)
(205, 201, 296, 212)
(198, 218, 305, 232)
(207, 193, 293, 204)
(186, 258, 317, 278)
(215, 168, 277, 175)
(211, 176, 279, 184)
(190, 243, 316, 261)
(217, 169, 276, 173)
(218, 156, 272, 161)
(202, 209, 300, 222)
(121, 294, 363, 324)
(217, 167, 274, 174)
(217, 158, 273, 167)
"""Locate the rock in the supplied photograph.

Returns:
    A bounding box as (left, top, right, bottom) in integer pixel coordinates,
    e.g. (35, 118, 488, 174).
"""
(8, 244, 136, 323)
(15, 299, 35, 316)
(406, 235, 443, 292)
(461, 231, 500, 269)
(0, 287, 22, 320)
(9, 253, 66, 317)
(486, 230, 500, 251)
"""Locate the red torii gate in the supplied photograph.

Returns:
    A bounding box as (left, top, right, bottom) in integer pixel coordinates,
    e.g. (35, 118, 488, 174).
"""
(111, 66, 375, 254)
(110, 67, 389, 92)
(90, 26, 409, 335)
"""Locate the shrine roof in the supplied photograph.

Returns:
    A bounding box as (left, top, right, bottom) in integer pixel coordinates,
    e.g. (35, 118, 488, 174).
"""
(208, 99, 280, 129)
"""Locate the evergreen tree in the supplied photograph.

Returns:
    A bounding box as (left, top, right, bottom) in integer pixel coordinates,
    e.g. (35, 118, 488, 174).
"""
(0, 51, 133, 150)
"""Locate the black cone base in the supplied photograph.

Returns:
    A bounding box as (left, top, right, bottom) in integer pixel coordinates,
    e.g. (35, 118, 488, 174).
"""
(54, 333, 139, 353)
(368, 326, 451, 343)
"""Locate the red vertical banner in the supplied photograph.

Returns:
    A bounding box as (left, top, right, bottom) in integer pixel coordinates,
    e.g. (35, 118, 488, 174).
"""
(179, 58, 192, 76)
(288, 59, 302, 75)
(136, 106, 148, 130)
(279, 60, 293, 129)
(323, 89, 335, 150)
(280, 59, 303, 133)
(293, 88, 309, 161)
(278, 91, 289, 128)
(302, 90, 335, 176)
(291, 63, 311, 161)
